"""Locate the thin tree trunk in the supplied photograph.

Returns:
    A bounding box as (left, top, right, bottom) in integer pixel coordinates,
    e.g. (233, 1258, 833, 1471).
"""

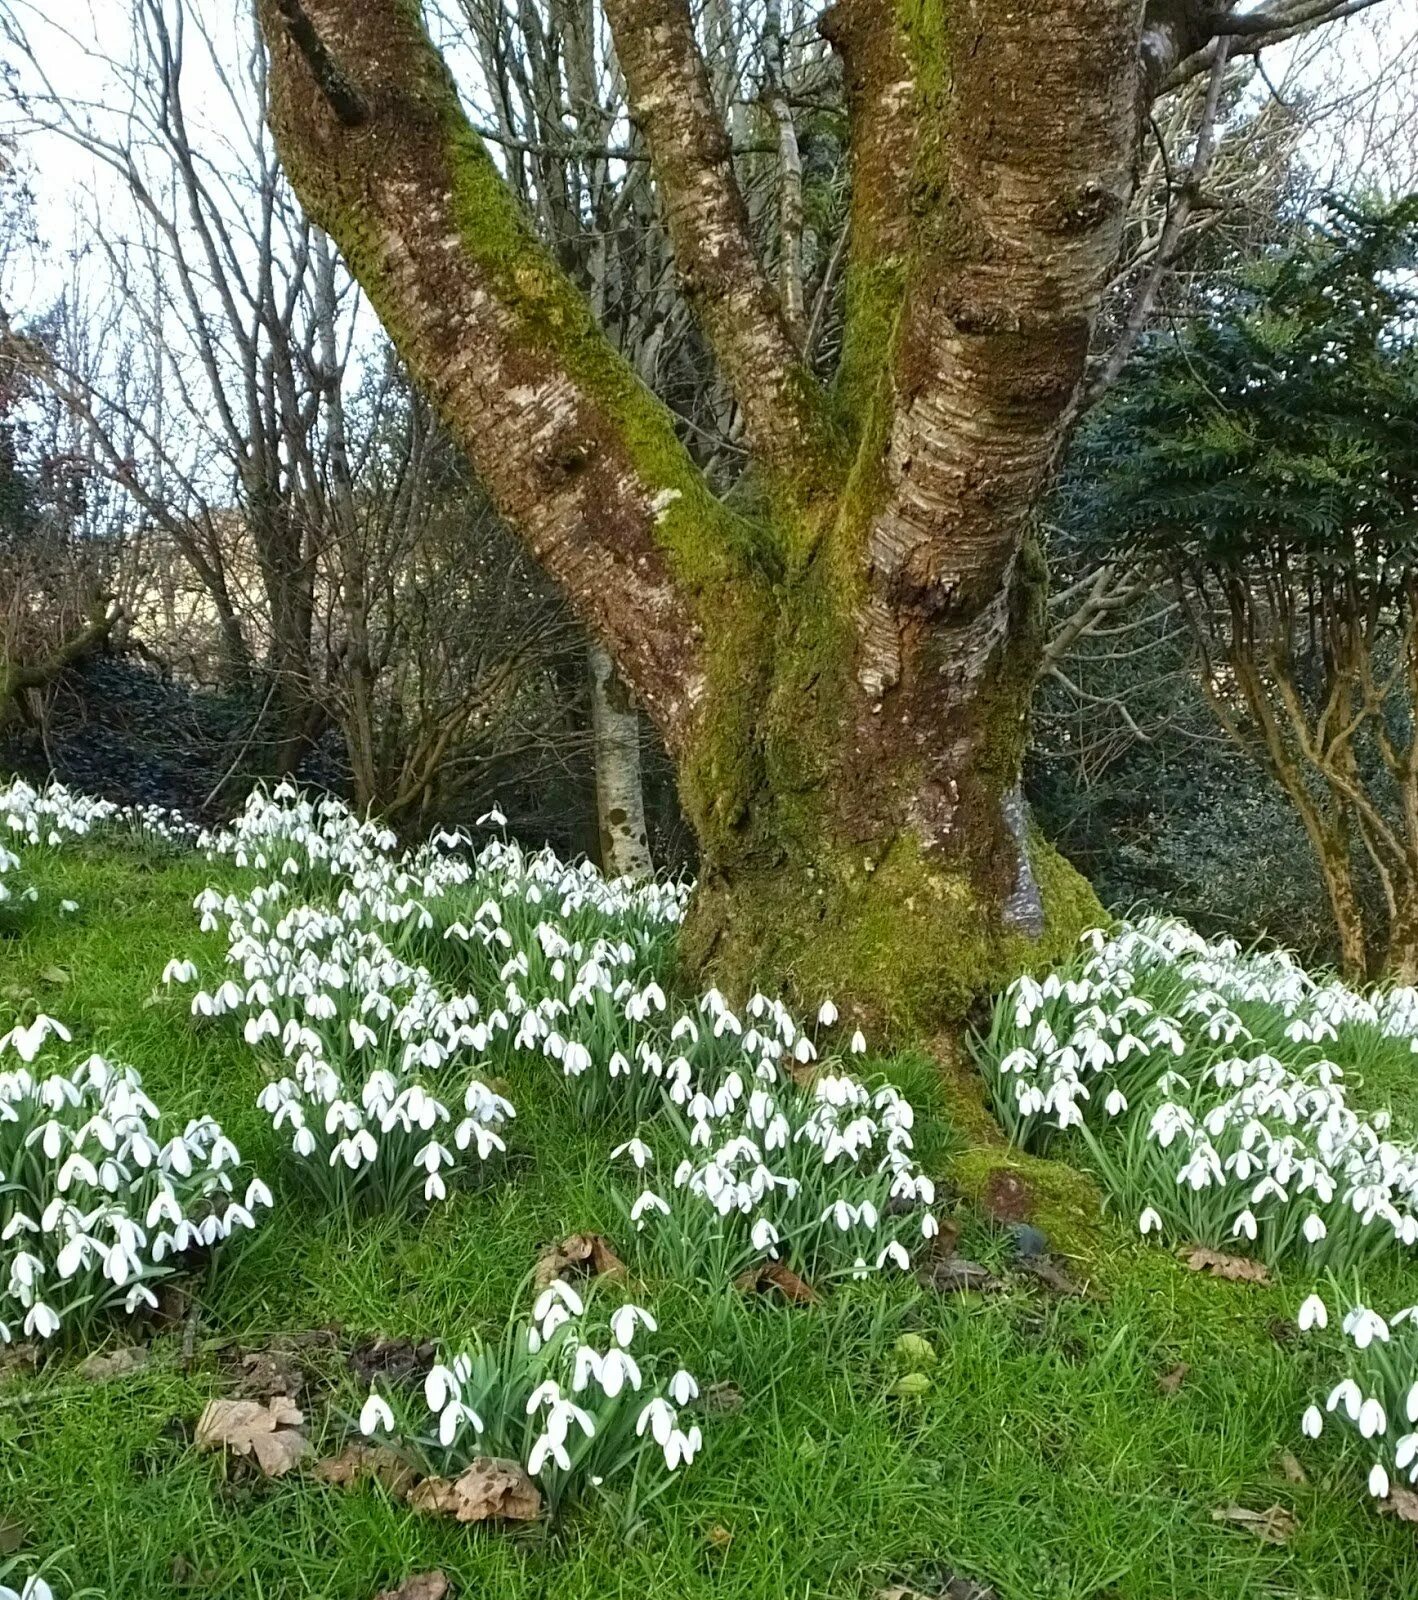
(589, 643, 653, 879)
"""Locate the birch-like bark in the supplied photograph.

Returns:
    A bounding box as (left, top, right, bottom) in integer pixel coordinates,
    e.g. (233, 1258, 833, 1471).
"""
(589, 643, 654, 879)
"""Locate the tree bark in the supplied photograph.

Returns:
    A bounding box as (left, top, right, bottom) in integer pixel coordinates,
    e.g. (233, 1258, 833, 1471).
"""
(254, 0, 1279, 1032)
(589, 643, 654, 880)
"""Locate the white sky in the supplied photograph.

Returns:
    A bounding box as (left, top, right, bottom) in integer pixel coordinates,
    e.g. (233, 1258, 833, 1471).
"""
(3, 2, 1415, 326)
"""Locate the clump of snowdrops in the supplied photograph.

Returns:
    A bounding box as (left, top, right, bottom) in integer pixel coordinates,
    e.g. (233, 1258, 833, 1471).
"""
(358, 1276, 702, 1517)
(974, 917, 1418, 1272)
(1296, 1287, 1418, 1503)
(0, 1020, 269, 1344)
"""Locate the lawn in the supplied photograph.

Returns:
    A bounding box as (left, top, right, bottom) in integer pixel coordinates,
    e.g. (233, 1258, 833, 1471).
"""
(2, 823, 1417, 1600)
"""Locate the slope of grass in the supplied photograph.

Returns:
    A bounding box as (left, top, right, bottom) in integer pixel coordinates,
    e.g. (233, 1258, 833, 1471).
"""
(2, 844, 1417, 1599)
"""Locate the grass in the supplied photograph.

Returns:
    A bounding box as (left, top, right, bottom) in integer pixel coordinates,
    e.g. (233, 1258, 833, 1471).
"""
(3, 843, 1418, 1598)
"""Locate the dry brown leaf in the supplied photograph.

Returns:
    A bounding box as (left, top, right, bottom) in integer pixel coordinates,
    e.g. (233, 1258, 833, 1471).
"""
(80, 1347, 149, 1382)
(1157, 1362, 1190, 1396)
(1379, 1485, 1418, 1523)
(916, 1255, 1004, 1296)
(732, 1259, 820, 1304)
(533, 1233, 627, 1290)
(315, 1442, 419, 1497)
(875, 1576, 998, 1600)
(348, 1335, 436, 1388)
(0, 1514, 24, 1555)
(1182, 1247, 1272, 1285)
(1279, 1451, 1308, 1485)
(1210, 1504, 1297, 1544)
(706, 1525, 733, 1551)
(195, 1395, 309, 1478)
(373, 1572, 449, 1600)
(406, 1457, 541, 1523)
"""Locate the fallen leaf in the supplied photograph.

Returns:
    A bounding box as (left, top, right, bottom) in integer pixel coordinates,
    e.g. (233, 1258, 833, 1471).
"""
(1210, 1503, 1297, 1544)
(348, 1336, 436, 1388)
(0, 1515, 24, 1555)
(894, 1333, 938, 1369)
(236, 1347, 308, 1400)
(195, 1395, 309, 1478)
(532, 1233, 626, 1290)
(407, 1457, 541, 1523)
(1157, 1362, 1190, 1396)
(373, 1573, 449, 1600)
(788, 1059, 819, 1089)
(80, 1346, 149, 1382)
(38, 964, 71, 987)
(1279, 1451, 1307, 1485)
(695, 1380, 744, 1414)
(916, 1256, 1004, 1295)
(705, 1525, 733, 1551)
(1182, 1247, 1271, 1285)
(889, 1372, 933, 1398)
(875, 1574, 998, 1600)
(1379, 1485, 1418, 1522)
(316, 1442, 420, 1497)
(732, 1259, 820, 1304)
(1015, 1255, 1087, 1296)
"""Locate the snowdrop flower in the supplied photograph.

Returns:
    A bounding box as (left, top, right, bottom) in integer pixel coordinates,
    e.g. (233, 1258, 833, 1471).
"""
(817, 1000, 839, 1027)
(1301, 1404, 1324, 1439)
(636, 1396, 675, 1446)
(532, 1279, 584, 1322)
(1297, 1294, 1328, 1332)
(663, 1424, 702, 1470)
(629, 1189, 671, 1226)
(1370, 1461, 1391, 1499)
(1342, 1306, 1390, 1350)
(610, 1304, 657, 1348)
(359, 1392, 395, 1435)
(668, 1369, 698, 1405)
(611, 1138, 654, 1170)
(1138, 1207, 1163, 1236)
(1327, 1379, 1363, 1420)
(1359, 1398, 1388, 1439)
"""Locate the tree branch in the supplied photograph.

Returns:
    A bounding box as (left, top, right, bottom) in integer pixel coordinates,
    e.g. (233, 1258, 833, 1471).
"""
(255, 0, 745, 752)
(600, 0, 828, 485)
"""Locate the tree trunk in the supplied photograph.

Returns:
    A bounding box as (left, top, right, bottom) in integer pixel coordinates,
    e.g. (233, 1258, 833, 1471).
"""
(589, 643, 653, 880)
(252, 0, 1264, 1032)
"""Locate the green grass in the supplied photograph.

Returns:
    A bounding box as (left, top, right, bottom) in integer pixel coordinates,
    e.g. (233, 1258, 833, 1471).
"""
(3, 847, 1418, 1599)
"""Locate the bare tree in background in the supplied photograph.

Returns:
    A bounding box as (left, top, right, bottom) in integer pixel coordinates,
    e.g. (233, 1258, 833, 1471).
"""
(2, 0, 591, 828)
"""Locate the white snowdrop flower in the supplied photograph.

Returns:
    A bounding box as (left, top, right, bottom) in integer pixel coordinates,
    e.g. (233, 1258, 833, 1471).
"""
(1343, 1306, 1390, 1350)
(532, 1280, 584, 1322)
(636, 1396, 676, 1446)
(668, 1369, 698, 1405)
(849, 1030, 867, 1055)
(1138, 1207, 1163, 1236)
(1370, 1461, 1391, 1499)
(359, 1392, 396, 1436)
(630, 1189, 671, 1226)
(610, 1304, 657, 1348)
(1297, 1294, 1328, 1332)
(1300, 1404, 1324, 1439)
(663, 1423, 702, 1470)
(1302, 1213, 1327, 1244)
(23, 1302, 59, 1339)
(1327, 1379, 1363, 1420)
(751, 1217, 780, 1255)
(817, 1000, 839, 1027)
(1359, 1398, 1388, 1439)
(611, 1138, 654, 1170)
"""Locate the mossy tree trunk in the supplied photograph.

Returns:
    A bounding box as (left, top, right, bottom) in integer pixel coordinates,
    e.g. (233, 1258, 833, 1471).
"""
(253, 0, 1255, 1032)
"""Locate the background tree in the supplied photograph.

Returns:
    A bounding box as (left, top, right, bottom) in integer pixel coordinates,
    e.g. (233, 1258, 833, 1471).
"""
(1065, 197, 1418, 980)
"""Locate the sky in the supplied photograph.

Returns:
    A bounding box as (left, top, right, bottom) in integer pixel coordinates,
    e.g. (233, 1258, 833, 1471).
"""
(1, 1, 1414, 349)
